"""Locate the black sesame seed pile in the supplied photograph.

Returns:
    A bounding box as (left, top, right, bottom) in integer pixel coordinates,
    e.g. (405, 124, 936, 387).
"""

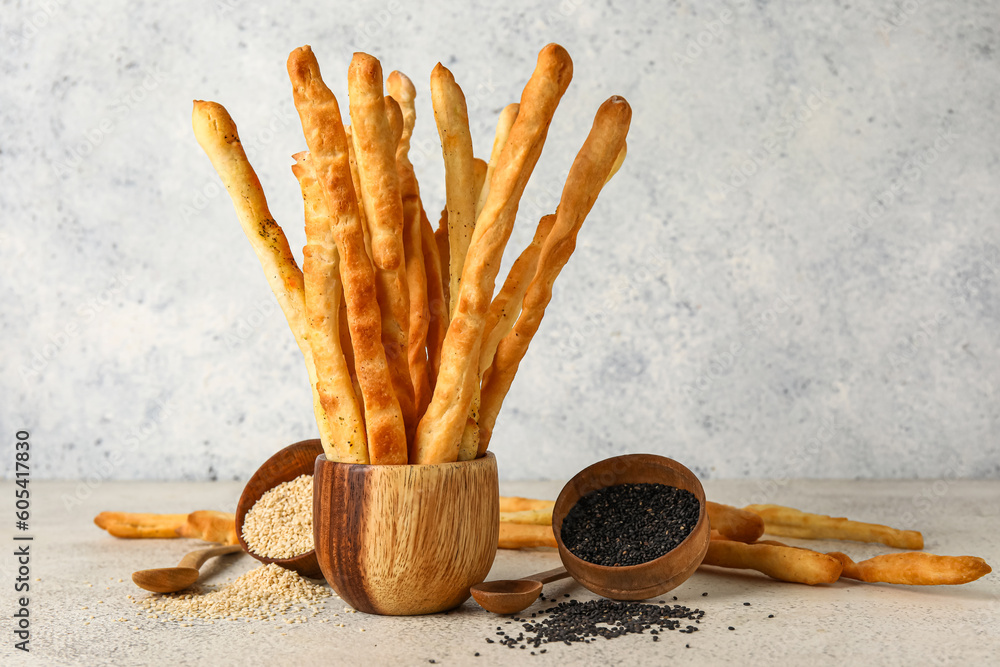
(561, 483, 701, 566)
(486, 597, 705, 650)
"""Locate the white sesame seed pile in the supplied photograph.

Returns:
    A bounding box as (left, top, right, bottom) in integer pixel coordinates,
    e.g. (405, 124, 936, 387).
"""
(242, 473, 314, 558)
(135, 563, 331, 623)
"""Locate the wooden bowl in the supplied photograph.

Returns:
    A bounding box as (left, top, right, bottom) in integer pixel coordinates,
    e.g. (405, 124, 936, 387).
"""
(235, 439, 324, 579)
(314, 452, 499, 615)
(552, 453, 710, 600)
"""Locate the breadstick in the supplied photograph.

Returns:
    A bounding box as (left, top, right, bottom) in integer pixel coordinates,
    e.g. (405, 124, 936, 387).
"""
(472, 157, 488, 204)
(828, 551, 991, 585)
(177, 510, 238, 545)
(703, 540, 843, 585)
(744, 504, 924, 550)
(293, 151, 368, 463)
(500, 508, 553, 525)
(499, 522, 558, 549)
(431, 63, 478, 318)
(434, 210, 450, 311)
(413, 44, 574, 464)
(287, 46, 406, 464)
(499, 496, 555, 512)
(191, 100, 335, 450)
(421, 207, 446, 388)
(94, 512, 188, 539)
(706, 501, 765, 543)
(606, 142, 627, 184)
(476, 102, 519, 218)
(347, 52, 416, 440)
(479, 214, 555, 374)
(387, 71, 432, 415)
(345, 125, 374, 263)
(479, 95, 630, 451)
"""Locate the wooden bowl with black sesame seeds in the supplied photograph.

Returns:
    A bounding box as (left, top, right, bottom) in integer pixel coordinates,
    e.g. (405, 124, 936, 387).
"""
(552, 453, 710, 600)
(236, 439, 325, 579)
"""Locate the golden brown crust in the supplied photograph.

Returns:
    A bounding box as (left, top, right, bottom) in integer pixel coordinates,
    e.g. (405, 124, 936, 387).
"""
(744, 504, 924, 549)
(706, 501, 766, 543)
(479, 214, 555, 376)
(829, 551, 991, 585)
(413, 44, 574, 464)
(421, 207, 447, 389)
(347, 52, 416, 441)
(476, 102, 519, 218)
(387, 71, 433, 417)
(294, 152, 368, 463)
(191, 100, 336, 449)
(479, 95, 630, 451)
(703, 540, 843, 585)
(287, 46, 406, 464)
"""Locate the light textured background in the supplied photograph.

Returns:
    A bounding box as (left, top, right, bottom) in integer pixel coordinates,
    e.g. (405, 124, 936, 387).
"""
(2, 0, 997, 481)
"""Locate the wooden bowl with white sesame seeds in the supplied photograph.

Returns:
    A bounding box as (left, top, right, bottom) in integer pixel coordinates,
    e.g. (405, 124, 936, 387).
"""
(236, 439, 325, 579)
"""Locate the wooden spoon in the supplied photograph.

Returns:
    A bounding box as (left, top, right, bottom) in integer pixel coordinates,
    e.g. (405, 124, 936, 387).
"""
(470, 566, 570, 614)
(132, 544, 243, 593)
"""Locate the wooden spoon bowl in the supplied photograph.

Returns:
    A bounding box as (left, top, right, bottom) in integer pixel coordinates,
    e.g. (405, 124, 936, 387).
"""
(552, 453, 710, 600)
(235, 439, 324, 579)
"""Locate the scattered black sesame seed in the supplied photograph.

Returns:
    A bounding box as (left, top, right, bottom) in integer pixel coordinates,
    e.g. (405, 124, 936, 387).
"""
(560, 483, 701, 566)
(686, 644, 691, 649)
(673, 596, 678, 601)
(702, 592, 708, 597)
(474, 653, 480, 657)
(728, 626, 735, 631)
(482, 598, 706, 651)
(743, 602, 751, 606)
(768, 614, 774, 618)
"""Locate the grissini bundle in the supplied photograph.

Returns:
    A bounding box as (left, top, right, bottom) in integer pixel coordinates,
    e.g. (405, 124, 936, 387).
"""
(479, 95, 632, 451)
(413, 44, 574, 464)
(420, 207, 447, 389)
(476, 103, 519, 218)
(347, 53, 417, 441)
(286, 46, 407, 464)
(191, 100, 336, 451)
(293, 151, 368, 463)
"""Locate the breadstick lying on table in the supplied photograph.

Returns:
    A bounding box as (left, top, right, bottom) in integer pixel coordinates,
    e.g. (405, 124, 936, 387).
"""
(707, 501, 765, 543)
(413, 44, 574, 464)
(744, 503, 924, 549)
(94, 511, 238, 545)
(499, 522, 558, 549)
(479, 95, 631, 452)
(347, 52, 417, 443)
(499, 496, 556, 513)
(287, 45, 407, 464)
(293, 151, 368, 463)
(828, 551, 991, 585)
(191, 100, 336, 452)
(702, 539, 843, 585)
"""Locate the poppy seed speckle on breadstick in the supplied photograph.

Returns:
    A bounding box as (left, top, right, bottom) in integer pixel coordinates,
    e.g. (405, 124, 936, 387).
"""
(191, 100, 336, 451)
(479, 95, 631, 452)
(287, 46, 407, 464)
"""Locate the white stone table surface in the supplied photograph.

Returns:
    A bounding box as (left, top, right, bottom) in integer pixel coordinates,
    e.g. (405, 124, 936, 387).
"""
(1, 479, 997, 666)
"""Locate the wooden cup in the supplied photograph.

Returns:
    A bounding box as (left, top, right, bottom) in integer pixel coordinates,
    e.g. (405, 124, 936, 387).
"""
(552, 453, 710, 600)
(314, 453, 499, 615)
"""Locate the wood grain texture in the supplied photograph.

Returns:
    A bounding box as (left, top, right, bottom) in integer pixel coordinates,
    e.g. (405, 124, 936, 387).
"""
(236, 439, 324, 579)
(551, 453, 710, 601)
(314, 452, 499, 615)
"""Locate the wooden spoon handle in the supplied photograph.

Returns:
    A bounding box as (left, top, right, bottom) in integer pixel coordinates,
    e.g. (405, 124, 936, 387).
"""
(526, 566, 570, 585)
(177, 544, 243, 570)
